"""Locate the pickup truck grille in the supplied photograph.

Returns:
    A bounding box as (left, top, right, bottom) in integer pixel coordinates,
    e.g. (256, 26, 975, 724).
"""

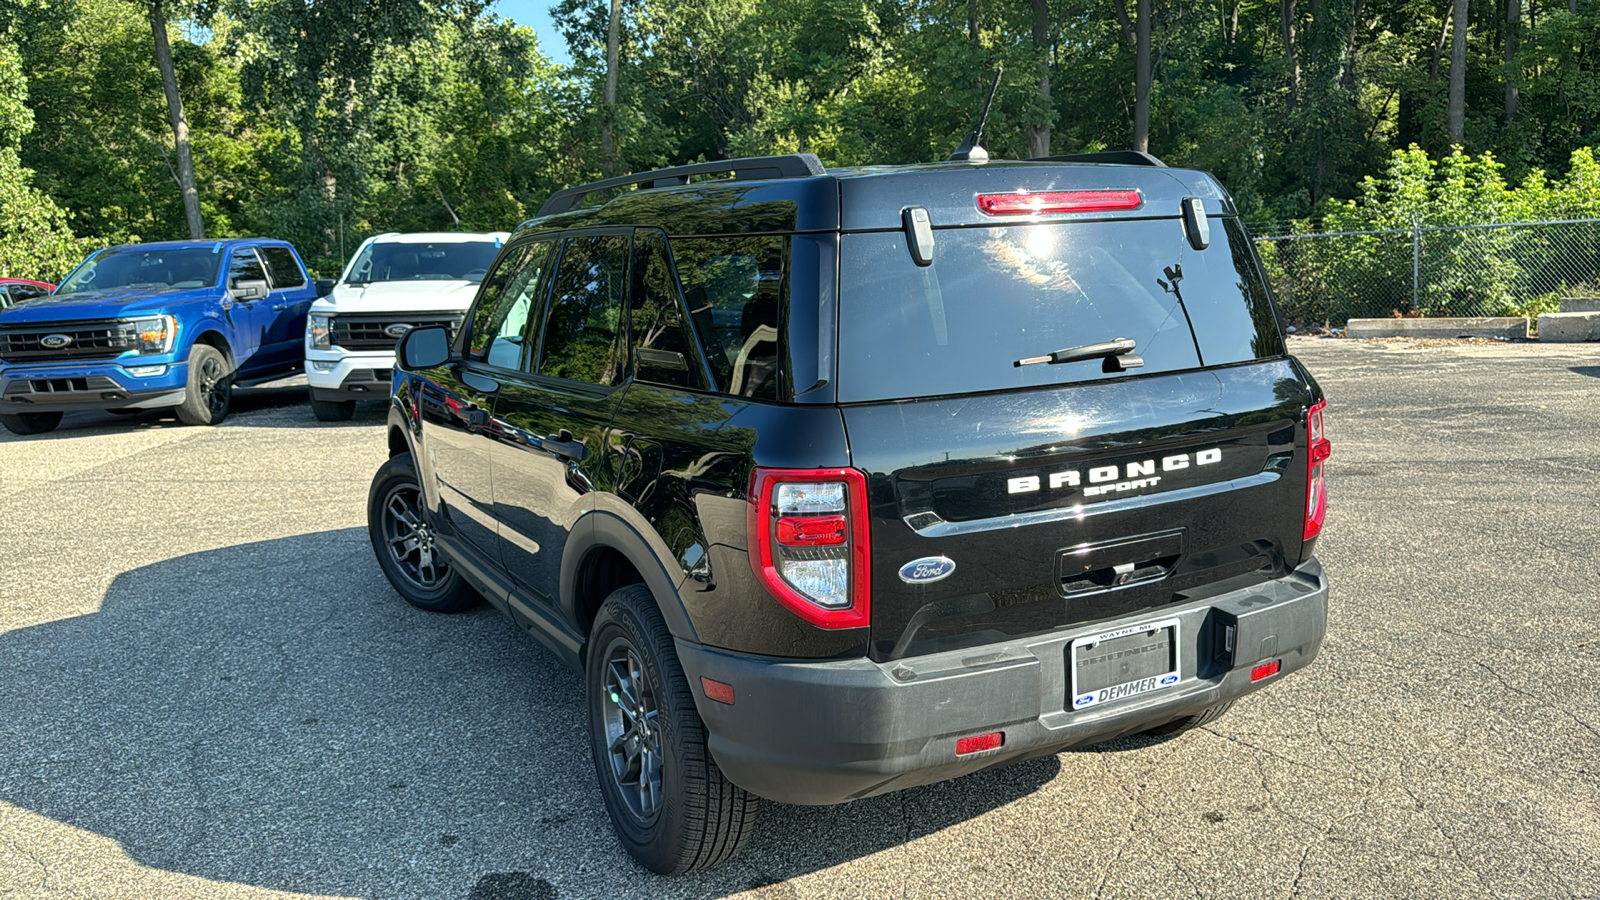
(0, 321, 140, 362)
(3, 376, 121, 398)
(332, 315, 462, 351)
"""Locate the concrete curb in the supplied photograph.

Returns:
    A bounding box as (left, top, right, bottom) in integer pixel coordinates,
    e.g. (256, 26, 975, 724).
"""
(1344, 317, 1528, 340)
(1536, 311, 1600, 342)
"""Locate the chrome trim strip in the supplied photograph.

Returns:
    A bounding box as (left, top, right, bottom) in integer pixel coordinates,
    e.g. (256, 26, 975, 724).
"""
(902, 471, 1282, 537)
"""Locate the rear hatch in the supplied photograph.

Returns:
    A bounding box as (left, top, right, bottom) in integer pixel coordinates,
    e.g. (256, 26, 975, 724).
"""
(835, 186, 1317, 662)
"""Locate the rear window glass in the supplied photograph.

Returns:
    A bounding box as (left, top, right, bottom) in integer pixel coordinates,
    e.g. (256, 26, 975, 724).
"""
(672, 236, 787, 400)
(837, 217, 1282, 402)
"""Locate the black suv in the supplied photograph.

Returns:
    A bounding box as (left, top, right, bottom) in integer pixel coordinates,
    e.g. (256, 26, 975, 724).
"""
(369, 152, 1331, 874)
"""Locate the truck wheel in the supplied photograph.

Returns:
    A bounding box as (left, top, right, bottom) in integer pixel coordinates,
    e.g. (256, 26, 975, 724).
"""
(367, 452, 479, 613)
(175, 344, 232, 426)
(311, 398, 356, 422)
(1141, 700, 1235, 737)
(0, 412, 63, 435)
(587, 584, 758, 874)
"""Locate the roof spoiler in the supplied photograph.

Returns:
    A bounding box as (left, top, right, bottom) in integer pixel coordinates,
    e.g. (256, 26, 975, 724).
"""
(1030, 151, 1167, 167)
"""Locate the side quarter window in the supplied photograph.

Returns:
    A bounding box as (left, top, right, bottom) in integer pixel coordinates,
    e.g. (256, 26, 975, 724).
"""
(631, 231, 707, 391)
(467, 241, 553, 369)
(536, 234, 631, 386)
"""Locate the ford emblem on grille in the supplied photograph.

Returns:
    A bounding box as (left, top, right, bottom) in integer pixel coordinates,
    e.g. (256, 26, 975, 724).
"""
(39, 333, 73, 349)
(898, 556, 957, 584)
(384, 323, 411, 338)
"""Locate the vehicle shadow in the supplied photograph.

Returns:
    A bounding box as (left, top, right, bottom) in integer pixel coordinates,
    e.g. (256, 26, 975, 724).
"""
(0, 530, 1059, 898)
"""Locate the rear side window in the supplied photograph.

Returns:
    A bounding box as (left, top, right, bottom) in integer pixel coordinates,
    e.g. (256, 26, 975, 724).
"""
(536, 234, 630, 386)
(672, 236, 786, 400)
(259, 247, 306, 289)
(632, 231, 706, 391)
(468, 242, 552, 368)
(837, 217, 1283, 402)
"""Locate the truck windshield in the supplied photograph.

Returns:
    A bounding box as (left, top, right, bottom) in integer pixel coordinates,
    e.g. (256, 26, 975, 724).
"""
(56, 247, 222, 294)
(835, 217, 1283, 402)
(344, 240, 501, 284)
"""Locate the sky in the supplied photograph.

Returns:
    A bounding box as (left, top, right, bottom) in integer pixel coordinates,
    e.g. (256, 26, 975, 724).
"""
(492, 0, 573, 66)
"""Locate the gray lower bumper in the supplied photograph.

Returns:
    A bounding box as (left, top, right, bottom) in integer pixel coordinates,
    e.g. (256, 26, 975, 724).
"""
(676, 559, 1328, 806)
(311, 368, 391, 403)
(0, 388, 185, 414)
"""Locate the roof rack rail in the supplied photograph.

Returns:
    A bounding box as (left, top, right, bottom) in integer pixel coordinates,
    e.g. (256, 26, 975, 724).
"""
(1031, 150, 1167, 167)
(537, 153, 827, 216)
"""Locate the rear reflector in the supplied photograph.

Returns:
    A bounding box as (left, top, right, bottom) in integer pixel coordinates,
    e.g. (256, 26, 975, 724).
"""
(776, 515, 847, 547)
(977, 190, 1143, 216)
(700, 677, 735, 705)
(955, 732, 1005, 755)
(1250, 660, 1281, 682)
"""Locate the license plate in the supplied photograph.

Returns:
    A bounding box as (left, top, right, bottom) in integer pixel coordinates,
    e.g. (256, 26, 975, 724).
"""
(1069, 618, 1181, 711)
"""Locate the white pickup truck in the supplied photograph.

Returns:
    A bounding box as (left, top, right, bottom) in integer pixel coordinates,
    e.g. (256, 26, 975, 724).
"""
(304, 231, 508, 421)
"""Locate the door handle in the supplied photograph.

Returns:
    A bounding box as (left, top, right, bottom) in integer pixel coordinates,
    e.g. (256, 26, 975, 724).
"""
(542, 430, 588, 461)
(272, 303, 288, 311)
(465, 407, 490, 428)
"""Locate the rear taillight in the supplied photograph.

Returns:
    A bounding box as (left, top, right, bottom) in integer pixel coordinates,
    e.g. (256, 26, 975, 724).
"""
(748, 467, 871, 629)
(1304, 400, 1331, 540)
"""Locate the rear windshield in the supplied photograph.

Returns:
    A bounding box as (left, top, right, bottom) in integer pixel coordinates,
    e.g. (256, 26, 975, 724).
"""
(836, 217, 1281, 402)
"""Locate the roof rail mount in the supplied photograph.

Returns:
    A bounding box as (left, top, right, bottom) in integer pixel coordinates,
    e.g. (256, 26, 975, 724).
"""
(538, 153, 827, 216)
(1031, 151, 1167, 168)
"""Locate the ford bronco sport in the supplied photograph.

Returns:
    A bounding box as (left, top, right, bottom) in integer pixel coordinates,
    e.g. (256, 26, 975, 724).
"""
(369, 151, 1331, 874)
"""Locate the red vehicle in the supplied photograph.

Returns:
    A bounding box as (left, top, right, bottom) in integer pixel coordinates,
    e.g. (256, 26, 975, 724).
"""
(0, 279, 54, 308)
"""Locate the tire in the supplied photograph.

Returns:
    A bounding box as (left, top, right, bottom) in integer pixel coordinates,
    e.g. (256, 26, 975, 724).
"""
(587, 584, 758, 874)
(175, 344, 232, 426)
(311, 398, 356, 422)
(0, 411, 63, 435)
(367, 452, 479, 613)
(1141, 700, 1235, 737)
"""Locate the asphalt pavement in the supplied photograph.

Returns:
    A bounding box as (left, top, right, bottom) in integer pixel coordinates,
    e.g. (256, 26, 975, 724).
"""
(0, 339, 1596, 899)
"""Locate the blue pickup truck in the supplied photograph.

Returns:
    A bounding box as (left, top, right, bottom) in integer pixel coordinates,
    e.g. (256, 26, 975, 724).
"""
(0, 239, 324, 435)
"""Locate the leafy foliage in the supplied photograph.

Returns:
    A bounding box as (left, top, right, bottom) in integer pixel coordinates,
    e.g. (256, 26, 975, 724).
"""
(9, 0, 1600, 284)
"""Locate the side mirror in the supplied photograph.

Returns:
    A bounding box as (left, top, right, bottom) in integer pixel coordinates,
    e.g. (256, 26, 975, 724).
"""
(230, 279, 270, 302)
(315, 278, 335, 298)
(398, 324, 451, 371)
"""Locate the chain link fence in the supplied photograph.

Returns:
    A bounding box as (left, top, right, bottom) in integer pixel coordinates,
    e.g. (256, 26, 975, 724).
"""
(1252, 218, 1600, 326)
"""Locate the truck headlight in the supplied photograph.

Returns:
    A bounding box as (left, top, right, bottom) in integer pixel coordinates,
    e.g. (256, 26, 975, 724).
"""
(309, 314, 333, 350)
(130, 316, 176, 355)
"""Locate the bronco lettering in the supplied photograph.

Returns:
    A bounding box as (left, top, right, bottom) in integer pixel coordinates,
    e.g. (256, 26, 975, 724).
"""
(1007, 447, 1222, 495)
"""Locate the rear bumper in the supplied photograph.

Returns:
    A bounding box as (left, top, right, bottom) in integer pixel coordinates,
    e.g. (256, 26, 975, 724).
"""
(676, 559, 1328, 806)
(0, 362, 188, 413)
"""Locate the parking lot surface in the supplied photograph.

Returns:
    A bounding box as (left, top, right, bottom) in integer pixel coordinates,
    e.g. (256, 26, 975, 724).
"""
(1, 339, 1597, 899)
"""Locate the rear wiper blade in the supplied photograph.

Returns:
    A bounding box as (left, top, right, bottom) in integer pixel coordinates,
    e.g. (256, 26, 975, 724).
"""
(1014, 337, 1144, 372)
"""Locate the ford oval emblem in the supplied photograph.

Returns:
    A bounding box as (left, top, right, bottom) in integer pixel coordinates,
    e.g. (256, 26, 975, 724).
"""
(898, 556, 956, 585)
(384, 323, 411, 338)
(40, 333, 73, 349)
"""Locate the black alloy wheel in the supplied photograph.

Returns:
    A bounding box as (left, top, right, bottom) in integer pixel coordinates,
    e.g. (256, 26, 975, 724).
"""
(365, 452, 478, 613)
(586, 585, 757, 874)
(175, 344, 233, 426)
(598, 637, 665, 825)
(380, 480, 449, 590)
